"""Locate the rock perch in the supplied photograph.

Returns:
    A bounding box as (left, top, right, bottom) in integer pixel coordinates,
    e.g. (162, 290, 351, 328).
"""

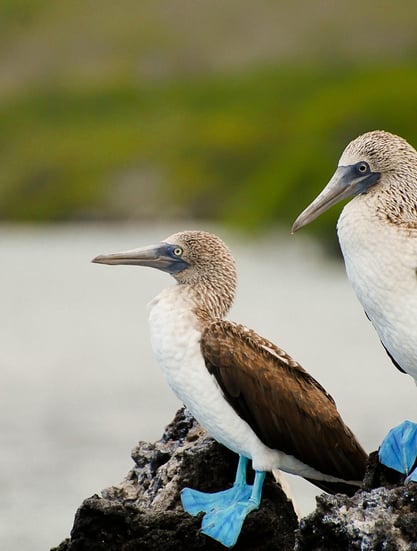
(51, 409, 417, 550)
(51, 408, 298, 551)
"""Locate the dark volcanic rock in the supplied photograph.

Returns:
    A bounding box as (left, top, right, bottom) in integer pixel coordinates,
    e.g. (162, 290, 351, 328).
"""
(52, 408, 298, 551)
(295, 452, 417, 551)
(295, 485, 417, 551)
(363, 451, 406, 489)
(51, 410, 417, 551)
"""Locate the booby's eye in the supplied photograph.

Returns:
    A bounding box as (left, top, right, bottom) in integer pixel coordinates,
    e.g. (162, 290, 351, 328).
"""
(355, 162, 370, 174)
(172, 246, 183, 257)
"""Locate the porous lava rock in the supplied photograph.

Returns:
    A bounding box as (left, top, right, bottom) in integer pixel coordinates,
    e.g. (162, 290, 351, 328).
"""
(52, 408, 298, 551)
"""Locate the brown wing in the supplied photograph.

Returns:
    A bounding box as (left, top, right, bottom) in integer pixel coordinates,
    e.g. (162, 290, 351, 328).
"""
(201, 320, 367, 485)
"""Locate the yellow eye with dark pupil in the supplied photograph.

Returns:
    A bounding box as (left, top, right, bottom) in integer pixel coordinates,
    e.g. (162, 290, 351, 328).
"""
(358, 163, 368, 173)
(173, 247, 182, 256)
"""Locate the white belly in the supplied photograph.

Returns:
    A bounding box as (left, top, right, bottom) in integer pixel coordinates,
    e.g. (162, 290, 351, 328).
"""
(147, 286, 338, 480)
(338, 198, 417, 382)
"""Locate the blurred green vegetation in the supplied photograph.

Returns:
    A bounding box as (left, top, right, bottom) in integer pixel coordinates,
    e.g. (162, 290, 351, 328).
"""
(1, 63, 417, 242)
(1, 0, 417, 247)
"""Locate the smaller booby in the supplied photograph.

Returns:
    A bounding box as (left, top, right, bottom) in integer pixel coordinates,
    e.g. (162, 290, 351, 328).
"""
(93, 230, 367, 547)
(292, 130, 417, 481)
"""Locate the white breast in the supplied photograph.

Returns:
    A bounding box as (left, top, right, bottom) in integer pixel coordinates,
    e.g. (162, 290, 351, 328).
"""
(338, 196, 417, 382)
(147, 286, 352, 481)
(148, 286, 268, 462)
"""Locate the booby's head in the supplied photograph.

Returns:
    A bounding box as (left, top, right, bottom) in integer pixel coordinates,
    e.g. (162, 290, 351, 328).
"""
(292, 130, 417, 232)
(92, 230, 237, 317)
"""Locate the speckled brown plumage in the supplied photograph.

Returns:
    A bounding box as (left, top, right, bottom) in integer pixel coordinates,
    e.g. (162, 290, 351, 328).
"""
(341, 130, 417, 229)
(166, 230, 237, 321)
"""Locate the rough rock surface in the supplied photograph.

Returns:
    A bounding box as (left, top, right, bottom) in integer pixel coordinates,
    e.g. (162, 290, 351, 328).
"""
(295, 452, 417, 550)
(52, 409, 417, 551)
(51, 408, 298, 551)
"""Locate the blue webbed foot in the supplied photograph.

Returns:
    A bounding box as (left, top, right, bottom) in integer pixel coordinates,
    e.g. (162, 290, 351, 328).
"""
(201, 496, 260, 548)
(181, 455, 266, 548)
(181, 455, 251, 517)
(378, 420, 417, 477)
(181, 484, 252, 516)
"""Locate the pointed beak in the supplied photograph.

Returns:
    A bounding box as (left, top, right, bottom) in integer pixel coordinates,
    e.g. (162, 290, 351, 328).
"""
(292, 165, 380, 233)
(92, 243, 189, 274)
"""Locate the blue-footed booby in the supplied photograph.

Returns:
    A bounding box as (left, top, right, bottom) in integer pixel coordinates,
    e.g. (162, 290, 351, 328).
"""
(292, 130, 417, 481)
(93, 230, 367, 547)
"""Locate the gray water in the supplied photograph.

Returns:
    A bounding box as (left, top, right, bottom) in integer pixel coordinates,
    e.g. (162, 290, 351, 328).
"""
(1, 223, 416, 551)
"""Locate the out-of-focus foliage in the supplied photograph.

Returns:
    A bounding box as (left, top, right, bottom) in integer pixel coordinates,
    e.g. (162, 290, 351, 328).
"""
(1, 0, 417, 246)
(2, 65, 417, 237)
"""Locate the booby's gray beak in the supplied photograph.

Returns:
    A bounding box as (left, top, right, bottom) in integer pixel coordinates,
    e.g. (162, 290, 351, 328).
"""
(92, 242, 189, 274)
(292, 165, 380, 233)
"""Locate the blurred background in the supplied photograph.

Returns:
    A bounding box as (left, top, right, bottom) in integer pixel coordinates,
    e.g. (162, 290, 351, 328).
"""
(1, 1, 417, 549)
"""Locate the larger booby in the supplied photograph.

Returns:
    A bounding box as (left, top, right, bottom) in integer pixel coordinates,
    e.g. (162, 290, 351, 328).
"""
(93, 230, 367, 547)
(292, 130, 417, 480)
